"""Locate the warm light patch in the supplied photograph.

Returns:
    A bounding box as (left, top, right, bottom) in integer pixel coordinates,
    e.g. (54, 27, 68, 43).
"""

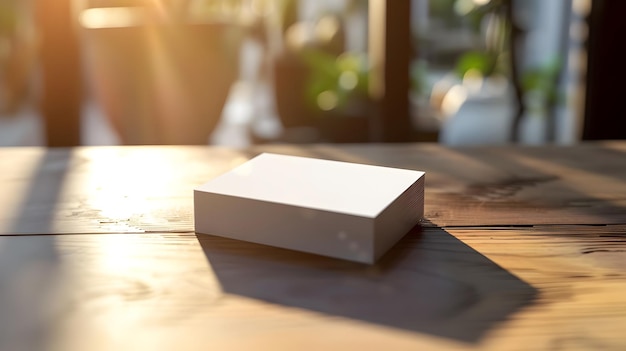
(76, 148, 179, 224)
(317, 91, 339, 111)
(249, 0, 276, 17)
(462, 68, 484, 94)
(473, 0, 491, 6)
(95, 234, 151, 273)
(441, 84, 467, 117)
(315, 16, 340, 43)
(339, 71, 359, 90)
(80, 7, 146, 29)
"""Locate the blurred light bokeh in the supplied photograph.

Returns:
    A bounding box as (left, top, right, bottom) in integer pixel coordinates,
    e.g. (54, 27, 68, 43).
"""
(0, 0, 590, 146)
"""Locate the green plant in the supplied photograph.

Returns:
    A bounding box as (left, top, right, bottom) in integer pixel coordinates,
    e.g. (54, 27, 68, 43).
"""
(453, 0, 508, 78)
(522, 57, 561, 108)
(300, 49, 369, 113)
(455, 50, 498, 77)
(451, 0, 564, 142)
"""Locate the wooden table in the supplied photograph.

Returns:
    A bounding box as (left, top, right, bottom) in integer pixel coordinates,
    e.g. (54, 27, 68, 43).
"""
(1, 142, 625, 350)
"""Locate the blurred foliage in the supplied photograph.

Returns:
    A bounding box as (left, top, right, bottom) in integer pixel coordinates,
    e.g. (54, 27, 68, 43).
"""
(453, 0, 508, 78)
(445, 0, 565, 131)
(522, 57, 562, 109)
(453, 0, 560, 103)
(282, 1, 366, 113)
(301, 49, 369, 112)
(455, 50, 497, 77)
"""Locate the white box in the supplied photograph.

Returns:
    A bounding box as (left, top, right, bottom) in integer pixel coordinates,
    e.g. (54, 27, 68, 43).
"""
(194, 153, 425, 264)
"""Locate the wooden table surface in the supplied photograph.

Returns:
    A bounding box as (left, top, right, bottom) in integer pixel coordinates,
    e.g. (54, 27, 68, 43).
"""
(1, 142, 625, 350)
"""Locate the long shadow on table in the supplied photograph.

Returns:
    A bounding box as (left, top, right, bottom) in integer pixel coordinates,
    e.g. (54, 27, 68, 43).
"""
(197, 224, 536, 343)
(1, 149, 69, 350)
(6, 148, 73, 234)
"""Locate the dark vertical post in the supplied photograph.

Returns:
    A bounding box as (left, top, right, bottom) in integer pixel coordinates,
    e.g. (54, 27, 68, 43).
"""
(369, 0, 412, 142)
(36, 0, 82, 146)
(506, 0, 526, 143)
(583, 0, 626, 140)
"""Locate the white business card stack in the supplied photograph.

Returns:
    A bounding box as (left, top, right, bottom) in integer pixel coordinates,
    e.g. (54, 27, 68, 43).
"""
(194, 153, 425, 263)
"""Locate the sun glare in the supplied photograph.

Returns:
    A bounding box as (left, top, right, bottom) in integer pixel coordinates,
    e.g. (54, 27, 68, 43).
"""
(80, 7, 146, 29)
(77, 148, 179, 225)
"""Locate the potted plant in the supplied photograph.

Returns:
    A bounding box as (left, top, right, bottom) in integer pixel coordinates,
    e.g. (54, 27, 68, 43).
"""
(77, 1, 243, 144)
(270, 0, 373, 143)
(439, 0, 563, 143)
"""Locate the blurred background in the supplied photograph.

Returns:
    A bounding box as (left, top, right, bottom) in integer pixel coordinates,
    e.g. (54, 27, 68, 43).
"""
(0, 0, 621, 147)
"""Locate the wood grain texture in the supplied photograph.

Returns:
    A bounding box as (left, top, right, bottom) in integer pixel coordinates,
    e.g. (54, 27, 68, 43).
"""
(251, 142, 626, 227)
(1, 143, 626, 350)
(1, 226, 625, 350)
(0, 146, 249, 235)
(2, 142, 626, 235)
